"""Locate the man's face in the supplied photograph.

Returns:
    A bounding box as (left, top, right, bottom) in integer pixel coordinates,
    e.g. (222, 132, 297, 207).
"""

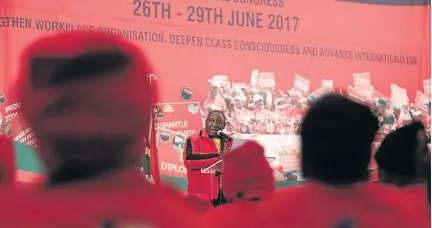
(413, 115, 423, 122)
(255, 100, 265, 110)
(21, 51, 148, 148)
(382, 124, 391, 134)
(205, 112, 225, 137)
(234, 101, 243, 109)
(377, 115, 384, 123)
(377, 105, 386, 115)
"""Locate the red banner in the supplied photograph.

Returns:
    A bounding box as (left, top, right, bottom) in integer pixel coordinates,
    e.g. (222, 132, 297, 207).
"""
(153, 102, 204, 136)
(156, 127, 187, 178)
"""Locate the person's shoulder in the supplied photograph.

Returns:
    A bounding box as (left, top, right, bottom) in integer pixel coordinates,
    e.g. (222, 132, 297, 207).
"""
(256, 185, 308, 218)
(273, 183, 309, 202)
(363, 184, 430, 227)
(365, 183, 405, 201)
(187, 131, 202, 140)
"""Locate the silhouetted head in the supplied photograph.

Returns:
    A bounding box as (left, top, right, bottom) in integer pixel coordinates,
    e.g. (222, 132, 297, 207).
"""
(375, 121, 427, 187)
(300, 95, 379, 186)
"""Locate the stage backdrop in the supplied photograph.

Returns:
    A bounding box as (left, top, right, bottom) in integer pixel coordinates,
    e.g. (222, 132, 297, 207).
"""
(0, 0, 430, 188)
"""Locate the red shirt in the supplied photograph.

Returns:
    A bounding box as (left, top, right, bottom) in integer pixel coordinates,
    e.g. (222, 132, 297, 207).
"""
(399, 184, 430, 219)
(251, 182, 430, 228)
(200, 200, 269, 228)
(0, 171, 207, 228)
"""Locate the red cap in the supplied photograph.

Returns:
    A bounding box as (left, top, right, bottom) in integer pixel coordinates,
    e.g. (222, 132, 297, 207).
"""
(222, 141, 275, 201)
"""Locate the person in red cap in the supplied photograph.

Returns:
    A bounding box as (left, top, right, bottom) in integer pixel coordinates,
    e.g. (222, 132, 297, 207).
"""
(0, 135, 15, 187)
(200, 141, 275, 228)
(184, 110, 233, 206)
(0, 31, 204, 227)
(374, 121, 430, 215)
(253, 95, 430, 228)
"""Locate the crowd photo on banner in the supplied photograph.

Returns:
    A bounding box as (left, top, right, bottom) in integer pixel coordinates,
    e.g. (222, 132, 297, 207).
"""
(0, 0, 430, 227)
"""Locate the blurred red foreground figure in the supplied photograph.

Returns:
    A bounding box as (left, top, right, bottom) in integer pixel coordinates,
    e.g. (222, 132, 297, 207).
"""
(0, 31, 206, 228)
(0, 135, 15, 187)
(200, 141, 276, 228)
(253, 95, 430, 228)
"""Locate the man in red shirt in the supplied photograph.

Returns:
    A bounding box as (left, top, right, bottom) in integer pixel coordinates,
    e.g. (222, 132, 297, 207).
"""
(374, 121, 430, 215)
(184, 110, 233, 206)
(0, 31, 204, 227)
(200, 141, 275, 228)
(253, 95, 430, 228)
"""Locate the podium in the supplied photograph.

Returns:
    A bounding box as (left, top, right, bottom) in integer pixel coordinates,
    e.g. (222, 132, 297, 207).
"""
(201, 155, 276, 207)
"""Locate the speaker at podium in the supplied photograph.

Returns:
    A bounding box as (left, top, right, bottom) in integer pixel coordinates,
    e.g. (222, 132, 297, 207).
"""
(201, 138, 275, 207)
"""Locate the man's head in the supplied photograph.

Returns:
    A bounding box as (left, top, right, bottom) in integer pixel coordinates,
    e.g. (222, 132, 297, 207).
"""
(222, 141, 275, 202)
(16, 31, 156, 174)
(205, 110, 226, 137)
(253, 94, 265, 111)
(375, 122, 427, 187)
(300, 95, 379, 186)
(376, 99, 387, 115)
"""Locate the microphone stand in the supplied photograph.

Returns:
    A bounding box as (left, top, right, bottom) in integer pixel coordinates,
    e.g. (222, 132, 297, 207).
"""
(212, 139, 229, 207)
(212, 168, 225, 207)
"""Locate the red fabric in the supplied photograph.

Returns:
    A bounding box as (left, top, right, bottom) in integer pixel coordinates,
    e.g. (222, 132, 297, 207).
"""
(200, 201, 267, 228)
(399, 184, 430, 219)
(183, 194, 213, 214)
(0, 135, 15, 186)
(253, 183, 430, 228)
(183, 129, 232, 200)
(222, 141, 275, 201)
(0, 171, 206, 227)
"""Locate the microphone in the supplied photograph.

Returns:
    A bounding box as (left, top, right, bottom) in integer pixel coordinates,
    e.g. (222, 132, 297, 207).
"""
(217, 130, 233, 141)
